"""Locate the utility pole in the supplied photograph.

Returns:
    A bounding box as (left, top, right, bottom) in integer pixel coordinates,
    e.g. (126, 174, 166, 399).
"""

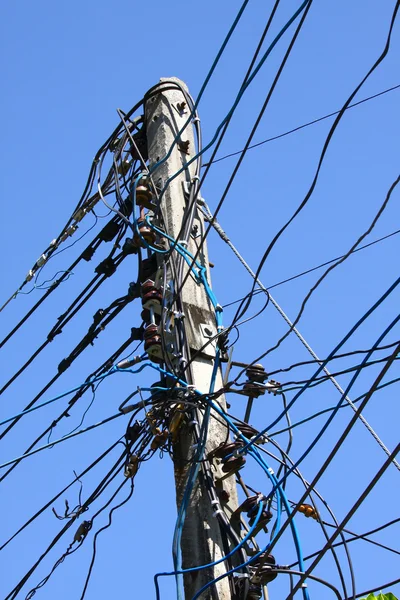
(145, 78, 240, 599)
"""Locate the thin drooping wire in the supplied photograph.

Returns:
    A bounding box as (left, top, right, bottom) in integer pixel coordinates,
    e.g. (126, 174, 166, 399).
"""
(203, 82, 400, 165)
(0, 439, 122, 552)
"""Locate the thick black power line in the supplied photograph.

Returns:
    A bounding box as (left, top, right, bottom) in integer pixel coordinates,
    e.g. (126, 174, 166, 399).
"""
(229, 3, 400, 333)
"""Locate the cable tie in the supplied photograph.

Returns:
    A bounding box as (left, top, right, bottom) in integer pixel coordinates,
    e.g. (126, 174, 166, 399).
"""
(301, 584, 308, 589)
(235, 573, 249, 579)
(268, 467, 274, 475)
(211, 499, 220, 506)
(188, 420, 198, 427)
(178, 240, 188, 246)
(192, 117, 200, 124)
(190, 443, 199, 449)
(191, 175, 200, 182)
(213, 508, 224, 518)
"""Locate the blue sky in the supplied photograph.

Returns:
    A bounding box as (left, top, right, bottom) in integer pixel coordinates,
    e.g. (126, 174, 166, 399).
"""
(0, 1, 399, 599)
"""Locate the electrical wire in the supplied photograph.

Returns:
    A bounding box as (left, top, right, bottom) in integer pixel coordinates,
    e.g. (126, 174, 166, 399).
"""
(203, 83, 400, 165)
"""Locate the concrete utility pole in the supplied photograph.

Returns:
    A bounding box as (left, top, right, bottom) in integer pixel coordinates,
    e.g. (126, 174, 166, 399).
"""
(145, 78, 239, 599)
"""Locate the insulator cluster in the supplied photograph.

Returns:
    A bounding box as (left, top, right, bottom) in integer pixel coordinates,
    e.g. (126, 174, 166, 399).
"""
(244, 364, 268, 398)
(212, 441, 246, 477)
(141, 279, 163, 364)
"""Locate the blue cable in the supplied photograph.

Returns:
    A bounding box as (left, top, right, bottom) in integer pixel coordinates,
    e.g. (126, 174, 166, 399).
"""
(172, 404, 211, 600)
(208, 400, 310, 600)
(130, 174, 169, 254)
(172, 350, 221, 600)
(144, 216, 202, 269)
(248, 449, 309, 600)
(0, 412, 123, 470)
(155, 499, 265, 600)
(0, 358, 158, 428)
(190, 541, 273, 600)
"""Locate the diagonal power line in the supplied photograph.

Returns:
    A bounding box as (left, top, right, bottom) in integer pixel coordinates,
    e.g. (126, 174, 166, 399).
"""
(204, 83, 400, 166)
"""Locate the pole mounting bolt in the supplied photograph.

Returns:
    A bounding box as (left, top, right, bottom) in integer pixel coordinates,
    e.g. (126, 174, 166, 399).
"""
(178, 140, 190, 154)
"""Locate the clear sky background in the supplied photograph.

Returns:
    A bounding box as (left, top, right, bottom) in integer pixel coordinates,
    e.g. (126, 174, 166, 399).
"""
(0, 1, 399, 599)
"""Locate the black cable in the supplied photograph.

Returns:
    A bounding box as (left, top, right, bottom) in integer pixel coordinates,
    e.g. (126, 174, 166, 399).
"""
(265, 338, 400, 378)
(261, 440, 354, 599)
(345, 577, 400, 600)
(269, 374, 400, 437)
(199, 0, 283, 181)
(203, 83, 400, 165)
(80, 478, 135, 599)
(0, 330, 142, 481)
(170, 0, 313, 386)
(172, 0, 313, 322)
(287, 437, 400, 599)
(265, 338, 400, 584)
(0, 439, 121, 552)
(5, 442, 131, 599)
(229, 2, 400, 331)
(278, 353, 400, 392)
(249, 171, 400, 368)
(24, 476, 132, 600)
(272, 568, 342, 600)
(0, 244, 129, 397)
(266, 227, 400, 292)
(296, 518, 400, 563)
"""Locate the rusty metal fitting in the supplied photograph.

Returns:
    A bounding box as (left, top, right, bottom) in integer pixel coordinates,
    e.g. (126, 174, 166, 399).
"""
(249, 509, 273, 529)
(144, 326, 163, 363)
(213, 441, 242, 460)
(143, 323, 159, 339)
(124, 454, 139, 478)
(135, 218, 156, 245)
(238, 495, 259, 514)
(169, 405, 185, 441)
(221, 455, 246, 474)
(151, 429, 169, 450)
(141, 279, 162, 310)
(298, 503, 318, 520)
(136, 180, 154, 209)
(236, 423, 260, 440)
(243, 381, 265, 398)
(245, 363, 267, 383)
(249, 553, 277, 585)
